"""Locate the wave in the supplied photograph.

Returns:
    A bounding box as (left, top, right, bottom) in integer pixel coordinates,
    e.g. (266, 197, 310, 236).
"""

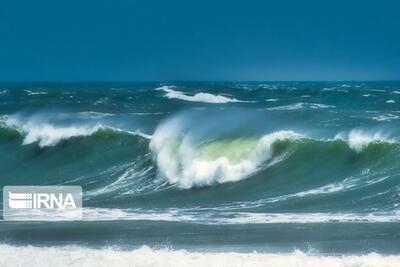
(370, 113, 400, 121)
(266, 103, 335, 111)
(24, 90, 48, 95)
(4, 115, 151, 147)
(155, 86, 248, 104)
(150, 127, 302, 188)
(334, 130, 393, 152)
(1, 244, 399, 267)
(321, 87, 349, 93)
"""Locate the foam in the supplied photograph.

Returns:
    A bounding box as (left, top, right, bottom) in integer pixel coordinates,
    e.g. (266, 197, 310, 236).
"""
(155, 86, 247, 104)
(370, 114, 399, 121)
(16, 123, 101, 147)
(24, 90, 48, 95)
(75, 208, 400, 224)
(267, 103, 335, 111)
(335, 130, 392, 152)
(6, 115, 151, 147)
(1, 245, 399, 267)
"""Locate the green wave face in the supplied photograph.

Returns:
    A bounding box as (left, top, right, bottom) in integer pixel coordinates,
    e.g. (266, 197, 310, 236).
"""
(196, 138, 259, 163)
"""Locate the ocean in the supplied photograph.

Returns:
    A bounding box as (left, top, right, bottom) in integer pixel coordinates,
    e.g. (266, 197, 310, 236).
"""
(1, 81, 400, 266)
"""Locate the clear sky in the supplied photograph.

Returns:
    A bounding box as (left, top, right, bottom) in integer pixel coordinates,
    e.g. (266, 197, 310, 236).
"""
(0, 0, 399, 81)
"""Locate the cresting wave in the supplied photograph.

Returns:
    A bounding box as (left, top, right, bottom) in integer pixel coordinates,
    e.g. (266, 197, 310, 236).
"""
(150, 128, 302, 188)
(3, 114, 151, 147)
(1, 245, 399, 267)
(155, 85, 248, 103)
(334, 130, 393, 152)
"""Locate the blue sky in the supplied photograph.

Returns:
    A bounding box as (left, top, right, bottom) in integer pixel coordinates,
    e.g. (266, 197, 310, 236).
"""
(0, 0, 399, 81)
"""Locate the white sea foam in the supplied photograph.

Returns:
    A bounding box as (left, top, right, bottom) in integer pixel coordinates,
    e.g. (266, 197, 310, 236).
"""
(24, 90, 48, 95)
(267, 103, 335, 111)
(150, 125, 303, 188)
(369, 89, 386, 93)
(21, 207, 399, 224)
(1, 245, 400, 267)
(77, 111, 114, 119)
(335, 130, 392, 152)
(322, 87, 348, 93)
(265, 179, 359, 203)
(370, 113, 400, 121)
(6, 116, 151, 147)
(321, 87, 336, 91)
(13, 123, 101, 147)
(155, 86, 247, 104)
(386, 100, 396, 103)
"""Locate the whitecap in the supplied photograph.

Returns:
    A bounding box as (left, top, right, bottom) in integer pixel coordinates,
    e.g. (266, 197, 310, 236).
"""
(155, 86, 249, 104)
(5, 115, 151, 147)
(334, 130, 392, 152)
(24, 90, 48, 95)
(267, 103, 335, 111)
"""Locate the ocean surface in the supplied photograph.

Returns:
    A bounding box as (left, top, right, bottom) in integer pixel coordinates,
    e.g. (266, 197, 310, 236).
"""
(1, 81, 400, 266)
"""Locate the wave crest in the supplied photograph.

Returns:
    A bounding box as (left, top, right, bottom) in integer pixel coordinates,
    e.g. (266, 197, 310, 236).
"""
(335, 130, 393, 152)
(150, 126, 302, 188)
(156, 86, 247, 104)
(5, 114, 151, 147)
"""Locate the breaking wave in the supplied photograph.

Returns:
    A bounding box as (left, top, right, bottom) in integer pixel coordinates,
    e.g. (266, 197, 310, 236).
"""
(155, 86, 247, 104)
(334, 130, 393, 153)
(3, 114, 151, 147)
(150, 128, 302, 188)
(0, 245, 399, 267)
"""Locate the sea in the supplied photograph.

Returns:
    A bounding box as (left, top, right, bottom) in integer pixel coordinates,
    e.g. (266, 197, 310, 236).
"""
(1, 81, 400, 266)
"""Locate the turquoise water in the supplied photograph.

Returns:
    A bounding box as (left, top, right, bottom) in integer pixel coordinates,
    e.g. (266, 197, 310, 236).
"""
(1, 82, 400, 263)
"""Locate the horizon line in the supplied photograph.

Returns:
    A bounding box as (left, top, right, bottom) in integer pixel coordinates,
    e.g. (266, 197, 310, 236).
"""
(0, 80, 400, 83)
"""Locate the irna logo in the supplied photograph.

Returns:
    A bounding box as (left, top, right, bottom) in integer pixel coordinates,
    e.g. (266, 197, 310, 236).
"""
(8, 192, 77, 209)
(3, 186, 82, 221)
